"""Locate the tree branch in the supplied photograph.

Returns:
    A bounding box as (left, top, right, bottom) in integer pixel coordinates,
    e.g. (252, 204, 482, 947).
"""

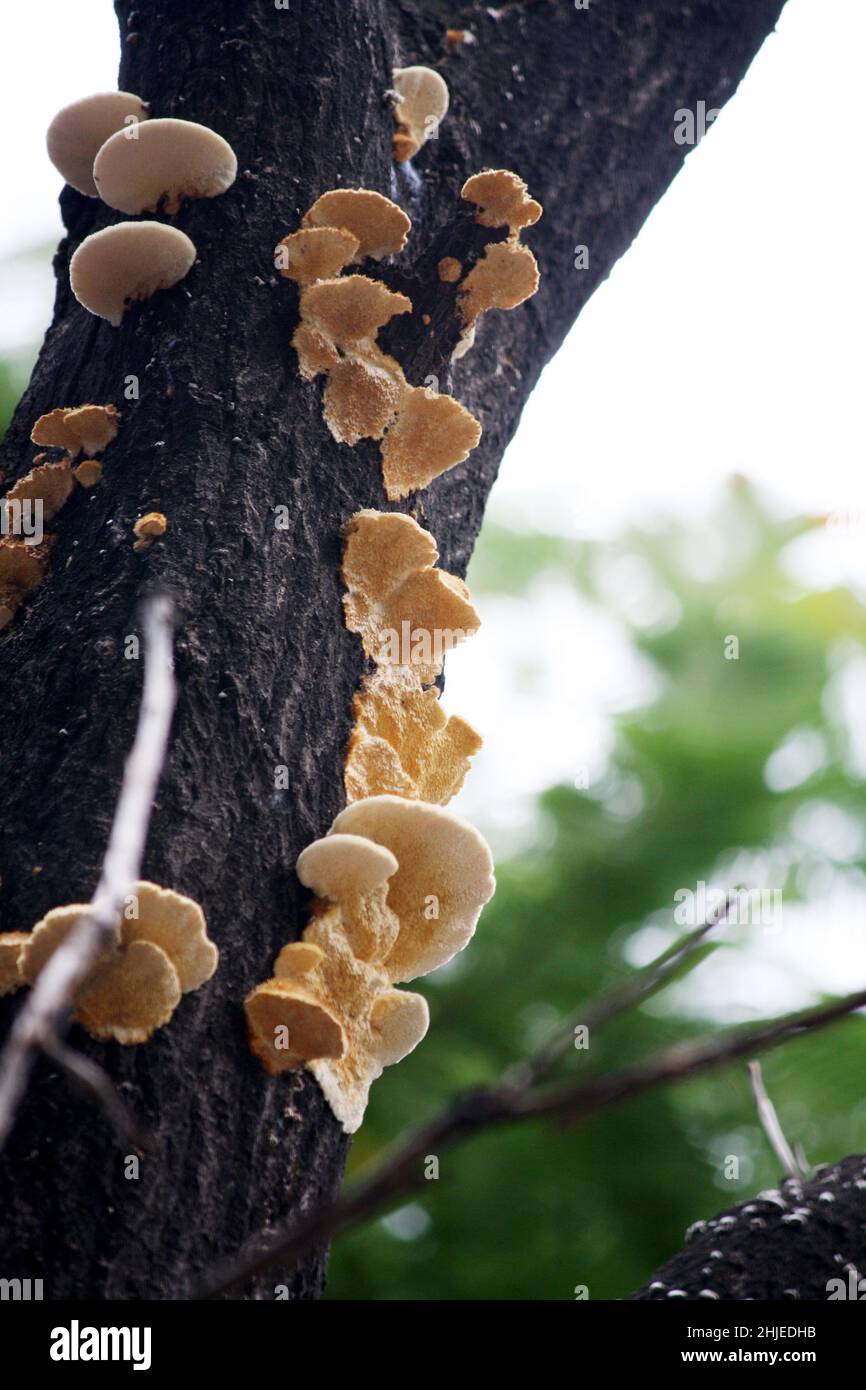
(0, 595, 175, 1151)
(198, 966, 866, 1298)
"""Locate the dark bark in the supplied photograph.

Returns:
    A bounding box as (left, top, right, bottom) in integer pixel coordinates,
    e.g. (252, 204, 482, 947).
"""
(0, 0, 785, 1299)
(631, 1154, 866, 1301)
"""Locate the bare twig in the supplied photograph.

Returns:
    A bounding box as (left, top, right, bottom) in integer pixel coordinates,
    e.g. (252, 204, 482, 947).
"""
(0, 595, 175, 1151)
(198, 979, 866, 1299)
(747, 1058, 808, 1181)
(504, 892, 736, 1091)
(41, 1034, 146, 1148)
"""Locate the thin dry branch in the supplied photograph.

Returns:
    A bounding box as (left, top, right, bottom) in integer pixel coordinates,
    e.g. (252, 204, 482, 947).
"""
(0, 595, 175, 1151)
(504, 892, 736, 1091)
(198, 967, 866, 1298)
(41, 1034, 146, 1147)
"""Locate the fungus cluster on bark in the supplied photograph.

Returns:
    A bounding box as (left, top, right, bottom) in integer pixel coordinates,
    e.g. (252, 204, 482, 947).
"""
(245, 798, 494, 1132)
(452, 170, 541, 360)
(250, 152, 541, 1129)
(26, 74, 543, 1140)
(0, 404, 120, 629)
(0, 883, 217, 1045)
(47, 93, 237, 323)
(245, 503, 495, 1129)
(341, 508, 482, 803)
(280, 186, 483, 499)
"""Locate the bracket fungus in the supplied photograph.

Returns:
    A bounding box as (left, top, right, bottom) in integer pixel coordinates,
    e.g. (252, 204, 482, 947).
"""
(132, 511, 168, 552)
(70, 222, 197, 325)
(391, 66, 450, 162)
(284, 188, 482, 497)
(46, 91, 149, 197)
(345, 667, 482, 804)
(332, 796, 496, 981)
(438, 255, 463, 284)
(0, 405, 121, 629)
(245, 797, 494, 1132)
(380, 386, 481, 499)
(300, 275, 411, 346)
(342, 508, 480, 681)
(341, 510, 483, 802)
(449, 170, 542, 358)
(0, 934, 28, 996)
(3, 459, 74, 524)
(275, 226, 360, 285)
(459, 239, 540, 327)
(0, 542, 48, 631)
(31, 403, 121, 459)
(73, 460, 103, 488)
(93, 117, 237, 215)
(16, 882, 217, 1045)
(302, 188, 410, 262)
(461, 169, 543, 234)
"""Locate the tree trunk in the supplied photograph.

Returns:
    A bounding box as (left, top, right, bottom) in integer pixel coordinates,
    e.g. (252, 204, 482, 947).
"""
(631, 1153, 866, 1301)
(0, 0, 785, 1299)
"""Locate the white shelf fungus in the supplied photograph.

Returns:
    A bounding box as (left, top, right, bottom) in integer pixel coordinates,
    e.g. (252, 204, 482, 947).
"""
(70, 222, 197, 325)
(47, 92, 149, 197)
(93, 117, 237, 215)
(392, 66, 450, 163)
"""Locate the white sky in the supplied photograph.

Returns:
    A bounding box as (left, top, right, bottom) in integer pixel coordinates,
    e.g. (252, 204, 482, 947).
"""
(1, 0, 864, 1016)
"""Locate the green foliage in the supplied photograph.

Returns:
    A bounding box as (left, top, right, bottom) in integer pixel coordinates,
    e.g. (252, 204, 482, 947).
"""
(0, 356, 27, 440)
(327, 481, 866, 1300)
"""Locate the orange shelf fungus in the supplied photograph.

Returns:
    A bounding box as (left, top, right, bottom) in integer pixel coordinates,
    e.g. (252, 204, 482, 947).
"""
(0, 542, 48, 631)
(0, 404, 121, 630)
(342, 508, 480, 681)
(73, 460, 103, 488)
(245, 798, 495, 1132)
(31, 403, 121, 459)
(300, 275, 411, 346)
(0, 933, 28, 996)
(460, 169, 543, 234)
(282, 188, 483, 499)
(345, 667, 482, 805)
(70, 222, 197, 326)
(459, 240, 540, 329)
(275, 226, 360, 286)
(380, 385, 481, 499)
(302, 189, 410, 262)
(323, 359, 405, 448)
(332, 797, 495, 981)
(15, 882, 218, 1045)
(46, 92, 149, 197)
(448, 170, 543, 360)
(391, 66, 450, 163)
(438, 255, 462, 283)
(3, 459, 74, 524)
(132, 512, 168, 552)
(93, 117, 237, 215)
(340, 508, 482, 803)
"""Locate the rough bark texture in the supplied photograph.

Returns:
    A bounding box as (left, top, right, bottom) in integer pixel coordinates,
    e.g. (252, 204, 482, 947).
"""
(0, 0, 785, 1299)
(632, 1154, 866, 1301)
